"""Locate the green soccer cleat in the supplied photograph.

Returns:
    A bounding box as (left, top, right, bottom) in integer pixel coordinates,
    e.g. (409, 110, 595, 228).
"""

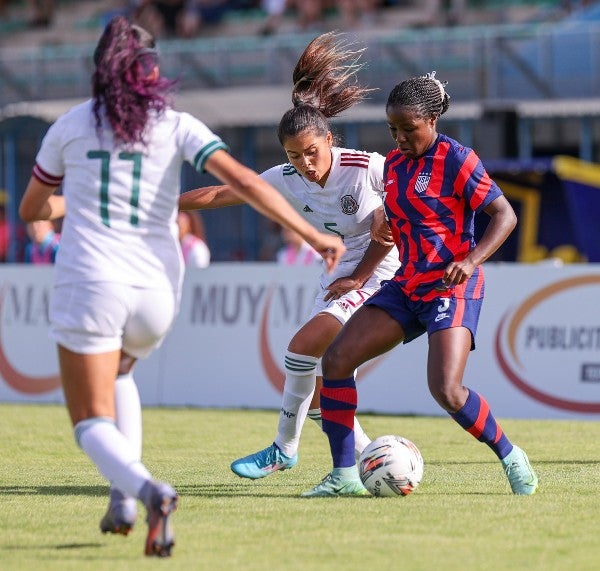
(301, 468, 371, 498)
(230, 443, 298, 479)
(501, 445, 539, 495)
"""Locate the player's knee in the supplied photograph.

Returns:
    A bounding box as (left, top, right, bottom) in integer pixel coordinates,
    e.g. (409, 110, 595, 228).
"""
(321, 344, 349, 378)
(429, 382, 464, 413)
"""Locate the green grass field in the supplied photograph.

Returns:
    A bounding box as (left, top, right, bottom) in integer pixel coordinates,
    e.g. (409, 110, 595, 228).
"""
(1, 403, 599, 571)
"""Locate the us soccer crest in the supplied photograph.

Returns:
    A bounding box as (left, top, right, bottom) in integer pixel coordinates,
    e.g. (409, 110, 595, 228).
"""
(415, 173, 431, 194)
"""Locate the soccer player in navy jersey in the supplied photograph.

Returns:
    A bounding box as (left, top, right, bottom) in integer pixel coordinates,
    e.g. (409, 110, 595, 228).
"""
(302, 72, 539, 497)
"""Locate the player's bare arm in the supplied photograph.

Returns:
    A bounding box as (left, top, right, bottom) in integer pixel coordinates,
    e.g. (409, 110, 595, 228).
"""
(178, 185, 244, 211)
(443, 195, 517, 286)
(19, 178, 65, 222)
(370, 205, 394, 246)
(324, 240, 394, 301)
(205, 149, 345, 272)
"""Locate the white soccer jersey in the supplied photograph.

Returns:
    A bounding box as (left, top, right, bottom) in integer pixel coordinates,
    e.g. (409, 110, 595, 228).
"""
(33, 100, 227, 292)
(261, 147, 400, 290)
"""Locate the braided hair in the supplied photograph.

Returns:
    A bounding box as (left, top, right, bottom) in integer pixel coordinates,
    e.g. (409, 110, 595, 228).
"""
(386, 71, 450, 119)
(91, 16, 175, 147)
(277, 31, 374, 145)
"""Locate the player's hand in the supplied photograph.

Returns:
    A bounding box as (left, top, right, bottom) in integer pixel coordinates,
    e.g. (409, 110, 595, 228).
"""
(323, 276, 360, 302)
(370, 206, 394, 247)
(443, 258, 475, 286)
(314, 234, 345, 273)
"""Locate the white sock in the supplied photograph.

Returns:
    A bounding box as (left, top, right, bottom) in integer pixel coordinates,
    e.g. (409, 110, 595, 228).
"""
(115, 372, 142, 460)
(75, 417, 151, 499)
(274, 351, 318, 458)
(113, 372, 142, 503)
(309, 407, 371, 454)
(307, 408, 322, 428)
(353, 416, 371, 454)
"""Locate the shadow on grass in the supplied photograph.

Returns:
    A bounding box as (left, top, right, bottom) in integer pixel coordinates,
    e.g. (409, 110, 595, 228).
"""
(178, 482, 304, 498)
(0, 484, 107, 496)
(4, 543, 105, 551)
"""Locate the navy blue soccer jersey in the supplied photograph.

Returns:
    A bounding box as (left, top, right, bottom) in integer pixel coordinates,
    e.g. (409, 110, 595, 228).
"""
(383, 133, 503, 301)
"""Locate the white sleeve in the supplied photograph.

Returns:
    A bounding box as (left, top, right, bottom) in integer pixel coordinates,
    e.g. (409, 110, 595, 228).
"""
(35, 117, 67, 178)
(368, 153, 386, 197)
(259, 164, 285, 189)
(178, 112, 229, 173)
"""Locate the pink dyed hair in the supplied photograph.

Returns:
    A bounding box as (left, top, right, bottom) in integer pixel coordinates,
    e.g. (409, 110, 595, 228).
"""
(91, 16, 176, 146)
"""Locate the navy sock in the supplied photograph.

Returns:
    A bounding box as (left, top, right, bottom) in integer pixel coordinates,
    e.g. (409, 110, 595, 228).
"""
(451, 389, 513, 459)
(320, 376, 357, 468)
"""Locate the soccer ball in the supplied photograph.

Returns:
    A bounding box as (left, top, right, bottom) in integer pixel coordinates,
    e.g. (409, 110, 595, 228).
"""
(358, 435, 424, 497)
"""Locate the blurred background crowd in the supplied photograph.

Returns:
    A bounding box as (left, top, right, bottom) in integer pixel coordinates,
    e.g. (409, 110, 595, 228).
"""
(0, 0, 599, 265)
(0, 0, 591, 43)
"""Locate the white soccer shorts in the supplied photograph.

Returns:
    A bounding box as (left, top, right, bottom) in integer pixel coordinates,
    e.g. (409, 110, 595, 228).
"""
(49, 282, 178, 359)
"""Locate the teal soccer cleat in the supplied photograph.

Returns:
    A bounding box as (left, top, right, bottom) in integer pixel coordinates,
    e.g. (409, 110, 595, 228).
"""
(230, 443, 298, 479)
(501, 445, 539, 495)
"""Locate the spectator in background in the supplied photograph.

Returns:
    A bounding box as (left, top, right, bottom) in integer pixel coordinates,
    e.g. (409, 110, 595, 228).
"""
(177, 210, 210, 268)
(276, 226, 320, 266)
(0, 191, 28, 263)
(132, 0, 200, 38)
(258, 0, 388, 36)
(27, 0, 55, 28)
(24, 219, 60, 264)
(258, 0, 324, 35)
(0, 197, 8, 263)
(292, 0, 324, 31)
(336, 0, 378, 29)
(257, 0, 286, 35)
(131, 0, 230, 38)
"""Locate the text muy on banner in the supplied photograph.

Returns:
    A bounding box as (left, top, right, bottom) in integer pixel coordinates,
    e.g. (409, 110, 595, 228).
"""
(0, 263, 598, 419)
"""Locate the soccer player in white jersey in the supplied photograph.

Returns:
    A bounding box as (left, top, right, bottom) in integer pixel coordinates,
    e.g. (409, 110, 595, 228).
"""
(18, 17, 344, 558)
(179, 32, 399, 486)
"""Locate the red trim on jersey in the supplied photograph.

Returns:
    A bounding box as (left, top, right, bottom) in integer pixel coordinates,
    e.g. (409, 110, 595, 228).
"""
(340, 152, 369, 169)
(385, 150, 406, 171)
(426, 145, 447, 197)
(454, 149, 478, 196)
(32, 164, 63, 186)
(455, 150, 492, 211)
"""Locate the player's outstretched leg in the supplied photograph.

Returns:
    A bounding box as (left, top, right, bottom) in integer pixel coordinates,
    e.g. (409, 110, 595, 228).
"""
(451, 389, 538, 495)
(100, 487, 138, 535)
(501, 445, 539, 495)
(230, 443, 298, 479)
(139, 480, 178, 557)
(301, 466, 370, 498)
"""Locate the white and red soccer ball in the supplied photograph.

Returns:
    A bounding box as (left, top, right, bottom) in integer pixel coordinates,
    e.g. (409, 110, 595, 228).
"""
(359, 435, 424, 497)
